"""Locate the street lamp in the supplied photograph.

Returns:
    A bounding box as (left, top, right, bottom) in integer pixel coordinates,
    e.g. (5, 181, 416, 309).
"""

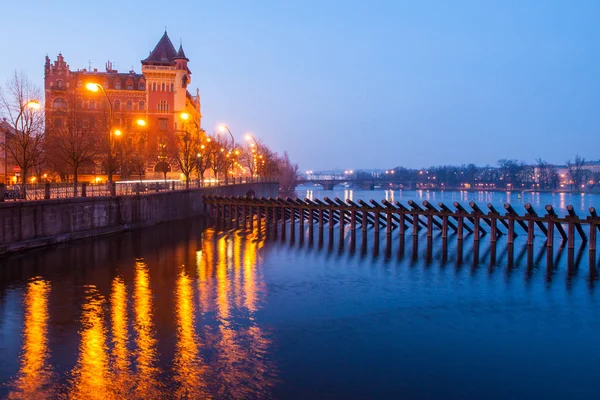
(245, 134, 261, 178)
(4, 100, 40, 185)
(86, 82, 118, 193)
(218, 124, 236, 182)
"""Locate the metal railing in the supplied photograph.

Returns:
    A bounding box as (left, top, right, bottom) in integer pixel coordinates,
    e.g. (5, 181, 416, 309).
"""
(0, 176, 276, 202)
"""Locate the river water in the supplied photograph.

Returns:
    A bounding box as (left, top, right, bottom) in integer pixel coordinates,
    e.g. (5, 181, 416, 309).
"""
(1, 189, 599, 399)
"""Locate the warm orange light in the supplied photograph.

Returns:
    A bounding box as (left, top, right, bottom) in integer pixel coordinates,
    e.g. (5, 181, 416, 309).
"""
(114, 129, 122, 137)
(137, 119, 147, 127)
(85, 83, 100, 92)
(218, 124, 227, 133)
(25, 100, 41, 110)
(180, 112, 190, 121)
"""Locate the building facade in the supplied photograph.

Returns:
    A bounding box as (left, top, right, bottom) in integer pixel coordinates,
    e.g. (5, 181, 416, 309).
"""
(44, 31, 202, 179)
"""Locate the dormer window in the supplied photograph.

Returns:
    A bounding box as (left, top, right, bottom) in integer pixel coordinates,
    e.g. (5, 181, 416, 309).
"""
(115, 81, 121, 90)
(115, 100, 121, 111)
(139, 82, 145, 90)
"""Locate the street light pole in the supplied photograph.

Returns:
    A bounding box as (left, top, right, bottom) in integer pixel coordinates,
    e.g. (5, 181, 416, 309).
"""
(86, 83, 115, 194)
(218, 124, 236, 183)
(245, 133, 260, 179)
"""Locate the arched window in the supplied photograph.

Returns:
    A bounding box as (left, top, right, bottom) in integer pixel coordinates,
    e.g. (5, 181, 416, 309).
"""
(53, 98, 67, 109)
(171, 83, 174, 92)
(126, 80, 133, 90)
(153, 82, 157, 91)
(115, 81, 121, 90)
(56, 79, 64, 89)
(89, 100, 96, 110)
(139, 82, 145, 90)
(139, 101, 145, 111)
(114, 100, 120, 111)
(161, 82, 165, 91)
(127, 100, 132, 111)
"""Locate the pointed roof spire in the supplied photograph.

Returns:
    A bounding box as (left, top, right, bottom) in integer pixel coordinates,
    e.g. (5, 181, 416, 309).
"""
(174, 42, 189, 61)
(142, 31, 178, 65)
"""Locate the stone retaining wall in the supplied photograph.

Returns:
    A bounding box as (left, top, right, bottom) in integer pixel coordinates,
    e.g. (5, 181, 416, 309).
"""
(0, 183, 278, 255)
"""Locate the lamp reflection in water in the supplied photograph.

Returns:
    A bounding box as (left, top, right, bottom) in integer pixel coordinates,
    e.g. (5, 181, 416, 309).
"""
(195, 229, 274, 398)
(174, 268, 207, 398)
(133, 260, 162, 398)
(8, 278, 54, 399)
(69, 286, 112, 399)
(111, 276, 132, 396)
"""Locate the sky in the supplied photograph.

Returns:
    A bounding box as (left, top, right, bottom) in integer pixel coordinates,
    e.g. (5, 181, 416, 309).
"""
(1, 0, 599, 171)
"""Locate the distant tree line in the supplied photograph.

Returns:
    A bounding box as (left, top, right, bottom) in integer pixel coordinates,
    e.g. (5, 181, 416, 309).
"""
(352, 156, 599, 191)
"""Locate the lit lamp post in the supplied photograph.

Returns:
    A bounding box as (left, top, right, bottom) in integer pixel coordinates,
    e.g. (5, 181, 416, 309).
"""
(86, 82, 119, 195)
(245, 133, 260, 179)
(196, 137, 211, 185)
(218, 124, 236, 183)
(4, 100, 40, 185)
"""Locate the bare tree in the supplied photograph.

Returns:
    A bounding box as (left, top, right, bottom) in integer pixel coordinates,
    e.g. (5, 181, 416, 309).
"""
(0, 72, 45, 196)
(206, 134, 229, 181)
(46, 110, 98, 195)
(278, 151, 299, 193)
(567, 155, 588, 191)
(168, 130, 198, 188)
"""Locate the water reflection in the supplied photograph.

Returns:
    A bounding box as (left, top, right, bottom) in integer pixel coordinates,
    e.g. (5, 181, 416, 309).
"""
(69, 287, 112, 399)
(7, 278, 53, 399)
(133, 260, 162, 398)
(173, 269, 206, 398)
(111, 276, 132, 397)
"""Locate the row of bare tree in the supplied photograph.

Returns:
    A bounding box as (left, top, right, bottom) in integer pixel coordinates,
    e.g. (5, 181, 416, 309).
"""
(352, 156, 597, 191)
(0, 73, 299, 193)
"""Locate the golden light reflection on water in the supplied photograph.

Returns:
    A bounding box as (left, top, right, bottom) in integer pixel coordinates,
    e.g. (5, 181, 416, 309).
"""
(69, 287, 113, 400)
(133, 260, 162, 399)
(111, 276, 132, 397)
(7, 227, 275, 399)
(8, 278, 53, 399)
(174, 269, 207, 398)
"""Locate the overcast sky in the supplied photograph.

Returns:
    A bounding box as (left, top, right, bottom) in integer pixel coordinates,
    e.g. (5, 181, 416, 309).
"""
(2, 0, 599, 171)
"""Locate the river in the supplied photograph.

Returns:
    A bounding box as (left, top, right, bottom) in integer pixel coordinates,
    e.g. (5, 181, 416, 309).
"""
(0, 189, 599, 399)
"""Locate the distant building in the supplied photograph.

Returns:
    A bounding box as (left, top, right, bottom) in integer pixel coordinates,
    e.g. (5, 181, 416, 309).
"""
(44, 31, 202, 178)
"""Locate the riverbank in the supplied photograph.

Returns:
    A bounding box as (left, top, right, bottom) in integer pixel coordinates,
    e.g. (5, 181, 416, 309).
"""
(0, 182, 278, 256)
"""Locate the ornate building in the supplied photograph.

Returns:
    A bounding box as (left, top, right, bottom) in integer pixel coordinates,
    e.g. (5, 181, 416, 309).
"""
(44, 31, 202, 179)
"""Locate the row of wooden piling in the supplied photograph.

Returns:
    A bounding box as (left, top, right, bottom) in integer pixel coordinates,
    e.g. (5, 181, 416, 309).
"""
(203, 195, 600, 251)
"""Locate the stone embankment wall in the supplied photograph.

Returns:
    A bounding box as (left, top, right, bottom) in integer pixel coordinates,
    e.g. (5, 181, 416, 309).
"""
(0, 183, 278, 255)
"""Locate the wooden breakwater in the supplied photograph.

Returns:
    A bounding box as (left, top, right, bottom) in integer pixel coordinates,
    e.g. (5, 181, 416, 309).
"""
(203, 195, 600, 252)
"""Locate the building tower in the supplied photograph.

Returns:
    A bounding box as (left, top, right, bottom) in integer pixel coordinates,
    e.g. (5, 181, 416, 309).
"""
(142, 31, 201, 174)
